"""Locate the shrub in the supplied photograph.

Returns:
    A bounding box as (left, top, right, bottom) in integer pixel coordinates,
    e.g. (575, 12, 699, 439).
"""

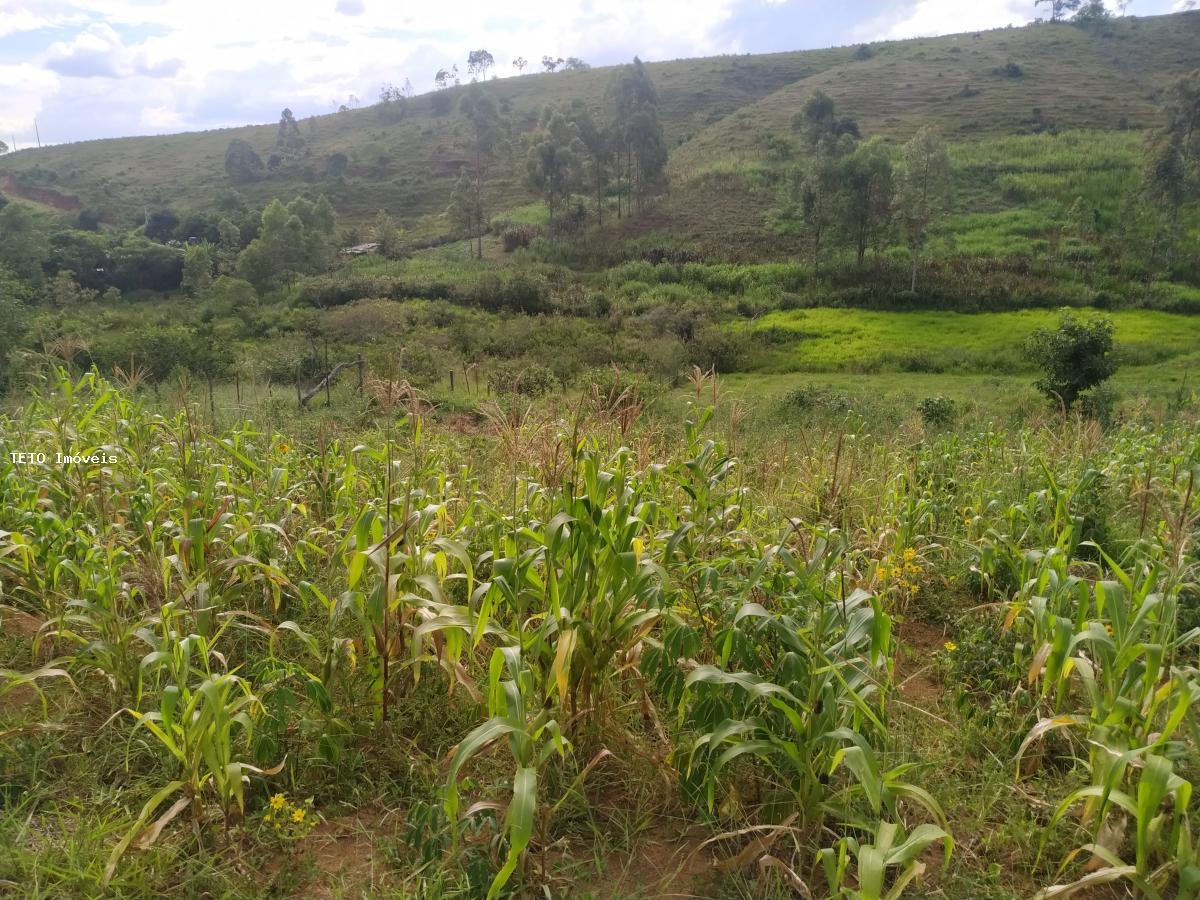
(918, 395, 955, 429)
(644, 247, 704, 266)
(1076, 384, 1117, 427)
(501, 225, 541, 253)
(325, 299, 414, 344)
(780, 385, 853, 417)
(1025, 312, 1117, 410)
(688, 327, 750, 374)
(487, 361, 557, 397)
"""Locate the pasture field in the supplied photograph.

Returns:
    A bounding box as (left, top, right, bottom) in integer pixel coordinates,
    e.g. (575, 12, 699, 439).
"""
(744, 308, 1200, 374)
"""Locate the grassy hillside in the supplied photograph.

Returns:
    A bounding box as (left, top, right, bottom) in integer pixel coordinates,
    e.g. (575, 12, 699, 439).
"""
(2, 11, 1198, 241)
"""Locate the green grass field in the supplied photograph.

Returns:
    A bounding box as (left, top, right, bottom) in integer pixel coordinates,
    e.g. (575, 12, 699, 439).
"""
(745, 307, 1200, 373)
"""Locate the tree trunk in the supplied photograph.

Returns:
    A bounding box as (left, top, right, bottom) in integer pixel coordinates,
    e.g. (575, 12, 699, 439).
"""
(910, 251, 918, 293)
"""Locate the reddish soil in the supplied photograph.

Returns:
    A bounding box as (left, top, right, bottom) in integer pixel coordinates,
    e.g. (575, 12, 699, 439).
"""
(895, 619, 949, 705)
(0, 175, 82, 211)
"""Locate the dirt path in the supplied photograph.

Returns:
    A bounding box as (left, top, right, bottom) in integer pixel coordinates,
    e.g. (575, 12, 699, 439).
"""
(895, 619, 949, 706)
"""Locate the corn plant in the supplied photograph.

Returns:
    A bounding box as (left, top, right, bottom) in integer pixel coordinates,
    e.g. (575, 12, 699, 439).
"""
(679, 545, 894, 823)
(335, 420, 473, 721)
(103, 602, 278, 885)
(444, 645, 568, 899)
(819, 820, 953, 900)
(1014, 547, 1200, 895)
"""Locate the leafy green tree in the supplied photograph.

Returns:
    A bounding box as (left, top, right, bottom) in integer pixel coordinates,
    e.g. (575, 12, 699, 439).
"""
(1129, 70, 1200, 270)
(456, 90, 505, 258)
(145, 209, 179, 241)
(1072, 0, 1111, 24)
(841, 138, 893, 266)
(447, 172, 476, 245)
(215, 218, 242, 274)
(467, 49, 494, 82)
(1026, 312, 1117, 410)
(182, 243, 214, 298)
(0, 265, 29, 387)
(792, 91, 860, 147)
(224, 139, 264, 182)
(0, 202, 50, 283)
(237, 195, 336, 293)
(608, 58, 667, 217)
(1035, 0, 1081, 21)
(512, 57, 528, 74)
(49, 228, 108, 289)
(276, 108, 305, 157)
(566, 100, 609, 226)
(39, 270, 97, 309)
(526, 107, 584, 231)
(107, 236, 184, 292)
(434, 65, 459, 89)
(377, 83, 409, 123)
(0, 139, 8, 155)
(372, 210, 405, 258)
(781, 150, 843, 274)
(894, 126, 952, 292)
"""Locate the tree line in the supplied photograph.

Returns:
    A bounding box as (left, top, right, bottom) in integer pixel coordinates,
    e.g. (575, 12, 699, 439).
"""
(772, 92, 952, 292)
(448, 57, 667, 258)
(772, 69, 1199, 291)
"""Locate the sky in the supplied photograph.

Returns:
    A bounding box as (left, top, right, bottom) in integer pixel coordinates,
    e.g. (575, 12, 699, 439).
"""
(0, 0, 1191, 148)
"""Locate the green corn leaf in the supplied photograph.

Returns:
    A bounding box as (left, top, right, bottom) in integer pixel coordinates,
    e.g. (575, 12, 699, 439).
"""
(487, 766, 537, 900)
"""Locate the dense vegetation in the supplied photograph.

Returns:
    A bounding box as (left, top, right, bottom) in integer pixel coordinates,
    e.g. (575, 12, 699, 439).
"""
(1, 364, 1198, 898)
(2, 8, 1200, 900)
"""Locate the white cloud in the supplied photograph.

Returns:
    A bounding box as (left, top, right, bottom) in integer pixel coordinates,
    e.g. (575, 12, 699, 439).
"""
(10, 0, 1177, 144)
(4, 0, 749, 142)
(857, 0, 1032, 40)
(43, 22, 182, 79)
(0, 63, 58, 145)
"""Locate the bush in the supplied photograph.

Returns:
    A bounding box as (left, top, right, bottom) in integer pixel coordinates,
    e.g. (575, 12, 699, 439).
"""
(1025, 312, 1117, 410)
(918, 396, 955, 429)
(487, 361, 557, 397)
(644, 247, 704, 266)
(780, 385, 853, 417)
(688, 327, 750, 374)
(501, 225, 542, 253)
(1076, 384, 1117, 427)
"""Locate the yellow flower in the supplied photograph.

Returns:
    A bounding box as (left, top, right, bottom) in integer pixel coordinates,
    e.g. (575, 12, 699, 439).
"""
(943, 641, 957, 652)
(264, 812, 273, 822)
(1104, 623, 1114, 636)
(963, 517, 972, 527)
(270, 793, 286, 811)
(903, 548, 916, 562)
(292, 808, 306, 823)
(276, 442, 290, 453)
(890, 566, 903, 579)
